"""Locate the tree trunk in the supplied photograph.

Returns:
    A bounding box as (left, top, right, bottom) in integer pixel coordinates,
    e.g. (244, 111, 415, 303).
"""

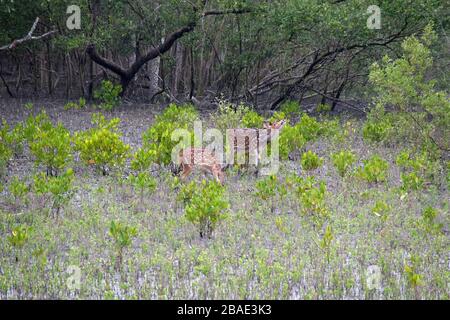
(86, 23, 196, 97)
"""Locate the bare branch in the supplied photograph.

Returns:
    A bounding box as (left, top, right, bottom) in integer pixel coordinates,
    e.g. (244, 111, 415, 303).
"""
(203, 8, 253, 16)
(0, 17, 57, 51)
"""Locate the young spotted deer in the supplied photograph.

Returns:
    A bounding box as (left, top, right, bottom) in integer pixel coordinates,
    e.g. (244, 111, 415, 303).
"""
(178, 147, 225, 185)
(226, 119, 286, 169)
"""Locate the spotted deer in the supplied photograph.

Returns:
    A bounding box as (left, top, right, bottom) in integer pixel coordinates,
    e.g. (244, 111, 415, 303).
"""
(178, 147, 225, 185)
(226, 119, 286, 167)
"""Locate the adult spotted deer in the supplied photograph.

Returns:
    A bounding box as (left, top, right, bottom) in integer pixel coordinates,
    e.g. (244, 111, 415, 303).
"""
(178, 147, 225, 185)
(226, 119, 286, 168)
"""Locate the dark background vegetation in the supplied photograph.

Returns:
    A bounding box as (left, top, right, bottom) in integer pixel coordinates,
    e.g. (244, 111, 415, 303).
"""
(0, 0, 448, 110)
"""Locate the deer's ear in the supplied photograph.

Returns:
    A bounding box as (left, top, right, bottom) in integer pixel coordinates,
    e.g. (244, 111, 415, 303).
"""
(263, 121, 270, 129)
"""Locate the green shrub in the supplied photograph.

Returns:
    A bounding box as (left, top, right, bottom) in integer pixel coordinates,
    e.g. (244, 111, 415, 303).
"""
(277, 114, 324, 160)
(280, 100, 301, 118)
(0, 122, 13, 175)
(299, 180, 329, 226)
(74, 113, 130, 175)
(368, 24, 449, 151)
(331, 150, 356, 177)
(177, 180, 198, 206)
(362, 104, 392, 143)
(184, 180, 229, 238)
(242, 110, 264, 128)
(211, 100, 251, 132)
(404, 256, 424, 297)
(317, 103, 332, 113)
(255, 175, 286, 213)
(143, 104, 198, 165)
(33, 168, 75, 216)
(23, 110, 53, 143)
(29, 122, 72, 176)
(299, 181, 327, 213)
(400, 172, 424, 191)
(8, 224, 32, 262)
(127, 172, 157, 206)
(8, 225, 31, 249)
(130, 147, 156, 172)
(320, 225, 333, 262)
(94, 80, 122, 110)
(255, 175, 278, 201)
(301, 150, 323, 171)
(372, 200, 391, 220)
(24, 102, 34, 110)
(396, 149, 437, 190)
(297, 114, 323, 141)
(287, 175, 329, 226)
(279, 124, 306, 160)
(9, 176, 29, 209)
(420, 206, 443, 234)
(1, 120, 27, 170)
(64, 97, 86, 110)
(8, 225, 32, 262)
(357, 155, 389, 183)
(109, 220, 137, 271)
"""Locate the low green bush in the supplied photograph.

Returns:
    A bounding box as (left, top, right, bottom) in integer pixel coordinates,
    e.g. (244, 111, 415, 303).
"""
(357, 155, 389, 183)
(301, 150, 323, 171)
(280, 100, 301, 119)
(109, 220, 137, 271)
(255, 175, 287, 213)
(29, 122, 72, 176)
(94, 80, 122, 110)
(74, 113, 130, 175)
(242, 110, 264, 128)
(143, 104, 198, 166)
(64, 97, 86, 110)
(184, 180, 229, 238)
(331, 150, 356, 177)
(33, 168, 75, 216)
(127, 172, 157, 207)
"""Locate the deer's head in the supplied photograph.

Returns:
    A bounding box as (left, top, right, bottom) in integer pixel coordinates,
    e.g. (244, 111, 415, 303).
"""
(263, 119, 287, 130)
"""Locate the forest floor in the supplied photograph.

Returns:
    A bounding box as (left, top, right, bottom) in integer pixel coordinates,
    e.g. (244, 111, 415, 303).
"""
(0, 98, 448, 299)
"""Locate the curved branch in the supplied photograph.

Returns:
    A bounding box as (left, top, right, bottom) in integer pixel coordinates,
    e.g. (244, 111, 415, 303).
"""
(0, 17, 56, 51)
(86, 45, 128, 78)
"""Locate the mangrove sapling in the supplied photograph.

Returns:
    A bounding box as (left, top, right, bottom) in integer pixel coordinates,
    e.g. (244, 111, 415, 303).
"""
(331, 150, 356, 178)
(127, 172, 157, 210)
(357, 155, 389, 184)
(255, 175, 286, 213)
(109, 220, 138, 271)
(29, 122, 72, 176)
(319, 225, 334, 264)
(404, 255, 424, 299)
(74, 113, 130, 175)
(8, 225, 31, 262)
(184, 180, 229, 238)
(9, 176, 29, 212)
(301, 150, 324, 172)
(33, 168, 75, 217)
